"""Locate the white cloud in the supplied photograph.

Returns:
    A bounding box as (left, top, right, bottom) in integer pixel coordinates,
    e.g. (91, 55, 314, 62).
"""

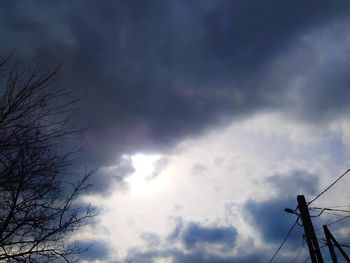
(77, 111, 350, 262)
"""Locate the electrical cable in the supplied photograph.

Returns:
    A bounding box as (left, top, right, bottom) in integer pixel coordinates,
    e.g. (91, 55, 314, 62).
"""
(267, 218, 298, 263)
(323, 205, 350, 209)
(338, 243, 350, 248)
(314, 214, 350, 233)
(327, 214, 350, 227)
(311, 207, 350, 213)
(308, 168, 350, 205)
(301, 255, 310, 263)
(291, 239, 306, 263)
(321, 211, 349, 217)
(328, 234, 350, 236)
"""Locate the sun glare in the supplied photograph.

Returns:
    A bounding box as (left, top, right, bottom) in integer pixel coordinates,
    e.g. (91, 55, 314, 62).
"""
(127, 153, 170, 197)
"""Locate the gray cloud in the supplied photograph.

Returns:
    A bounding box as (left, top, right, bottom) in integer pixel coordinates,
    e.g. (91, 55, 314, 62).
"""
(181, 222, 237, 250)
(128, 217, 239, 262)
(266, 170, 319, 196)
(147, 157, 169, 180)
(191, 163, 207, 176)
(166, 218, 238, 252)
(244, 170, 319, 245)
(72, 240, 111, 261)
(85, 155, 135, 194)
(126, 246, 292, 263)
(140, 232, 161, 247)
(245, 196, 303, 245)
(128, 218, 246, 263)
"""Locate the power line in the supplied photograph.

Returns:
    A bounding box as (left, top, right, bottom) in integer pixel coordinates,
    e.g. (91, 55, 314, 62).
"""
(314, 214, 350, 233)
(308, 168, 350, 205)
(321, 205, 350, 209)
(302, 246, 324, 263)
(338, 243, 350, 248)
(292, 239, 306, 263)
(311, 207, 350, 214)
(267, 218, 298, 263)
(321, 211, 348, 217)
(301, 255, 310, 263)
(328, 214, 350, 227)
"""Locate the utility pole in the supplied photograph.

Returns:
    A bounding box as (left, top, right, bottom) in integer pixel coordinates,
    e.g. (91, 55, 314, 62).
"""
(323, 225, 338, 263)
(297, 195, 324, 263)
(323, 225, 350, 262)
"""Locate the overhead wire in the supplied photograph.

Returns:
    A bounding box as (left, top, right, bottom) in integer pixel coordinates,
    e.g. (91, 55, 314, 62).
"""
(327, 214, 350, 227)
(323, 205, 350, 209)
(308, 168, 350, 205)
(310, 207, 350, 214)
(314, 214, 350, 233)
(279, 169, 350, 262)
(301, 255, 310, 263)
(291, 239, 306, 263)
(320, 211, 348, 217)
(267, 218, 298, 263)
(269, 169, 350, 262)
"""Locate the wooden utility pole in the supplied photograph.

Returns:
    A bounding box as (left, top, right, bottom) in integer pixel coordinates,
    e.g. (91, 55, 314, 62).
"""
(323, 225, 350, 262)
(323, 225, 338, 263)
(297, 195, 324, 263)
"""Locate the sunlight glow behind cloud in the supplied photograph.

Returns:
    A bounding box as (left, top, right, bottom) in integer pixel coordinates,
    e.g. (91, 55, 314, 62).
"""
(127, 153, 172, 197)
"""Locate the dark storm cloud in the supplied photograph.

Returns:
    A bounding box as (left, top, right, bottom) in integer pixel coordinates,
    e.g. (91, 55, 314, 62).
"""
(3, 2, 350, 262)
(2, 1, 350, 190)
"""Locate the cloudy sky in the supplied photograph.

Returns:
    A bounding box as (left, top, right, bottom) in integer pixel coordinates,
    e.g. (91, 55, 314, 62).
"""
(3, 1, 350, 262)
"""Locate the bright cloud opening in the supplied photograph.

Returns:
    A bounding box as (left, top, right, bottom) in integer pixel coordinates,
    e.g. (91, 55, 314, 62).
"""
(127, 153, 171, 198)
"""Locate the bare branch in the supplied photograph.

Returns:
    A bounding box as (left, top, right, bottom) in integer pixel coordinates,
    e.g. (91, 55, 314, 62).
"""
(0, 57, 94, 262)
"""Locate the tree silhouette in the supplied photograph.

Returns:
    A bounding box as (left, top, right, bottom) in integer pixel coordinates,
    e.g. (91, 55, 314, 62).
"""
(0, 57, 94, 262)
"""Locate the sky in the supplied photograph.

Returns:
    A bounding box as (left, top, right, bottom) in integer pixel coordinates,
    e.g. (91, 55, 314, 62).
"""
(2, 1, 350, 262)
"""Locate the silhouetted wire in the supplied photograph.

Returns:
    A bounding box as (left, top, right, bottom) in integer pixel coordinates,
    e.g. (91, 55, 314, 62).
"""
(308, 168, 350, 205)
(322, 211, 349, 217)
(308, 207, 345, 217)
(311, 207, 350, 213)
(328, 214, 350, 227)
(339, 243, 350, 248)
(301, 255, 310, 263)
(335, 248, 342, 262)
(312, 245, 327, 262)
(331, 238, 350, 243)
(291, 239, 306, 263)
(324, 205, 350, 209)
(314, 214, 350, 233)
(267, 218, 298, 263)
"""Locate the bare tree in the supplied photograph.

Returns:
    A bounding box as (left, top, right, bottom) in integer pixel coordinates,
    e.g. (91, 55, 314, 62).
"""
(0, 57, 94, 262)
